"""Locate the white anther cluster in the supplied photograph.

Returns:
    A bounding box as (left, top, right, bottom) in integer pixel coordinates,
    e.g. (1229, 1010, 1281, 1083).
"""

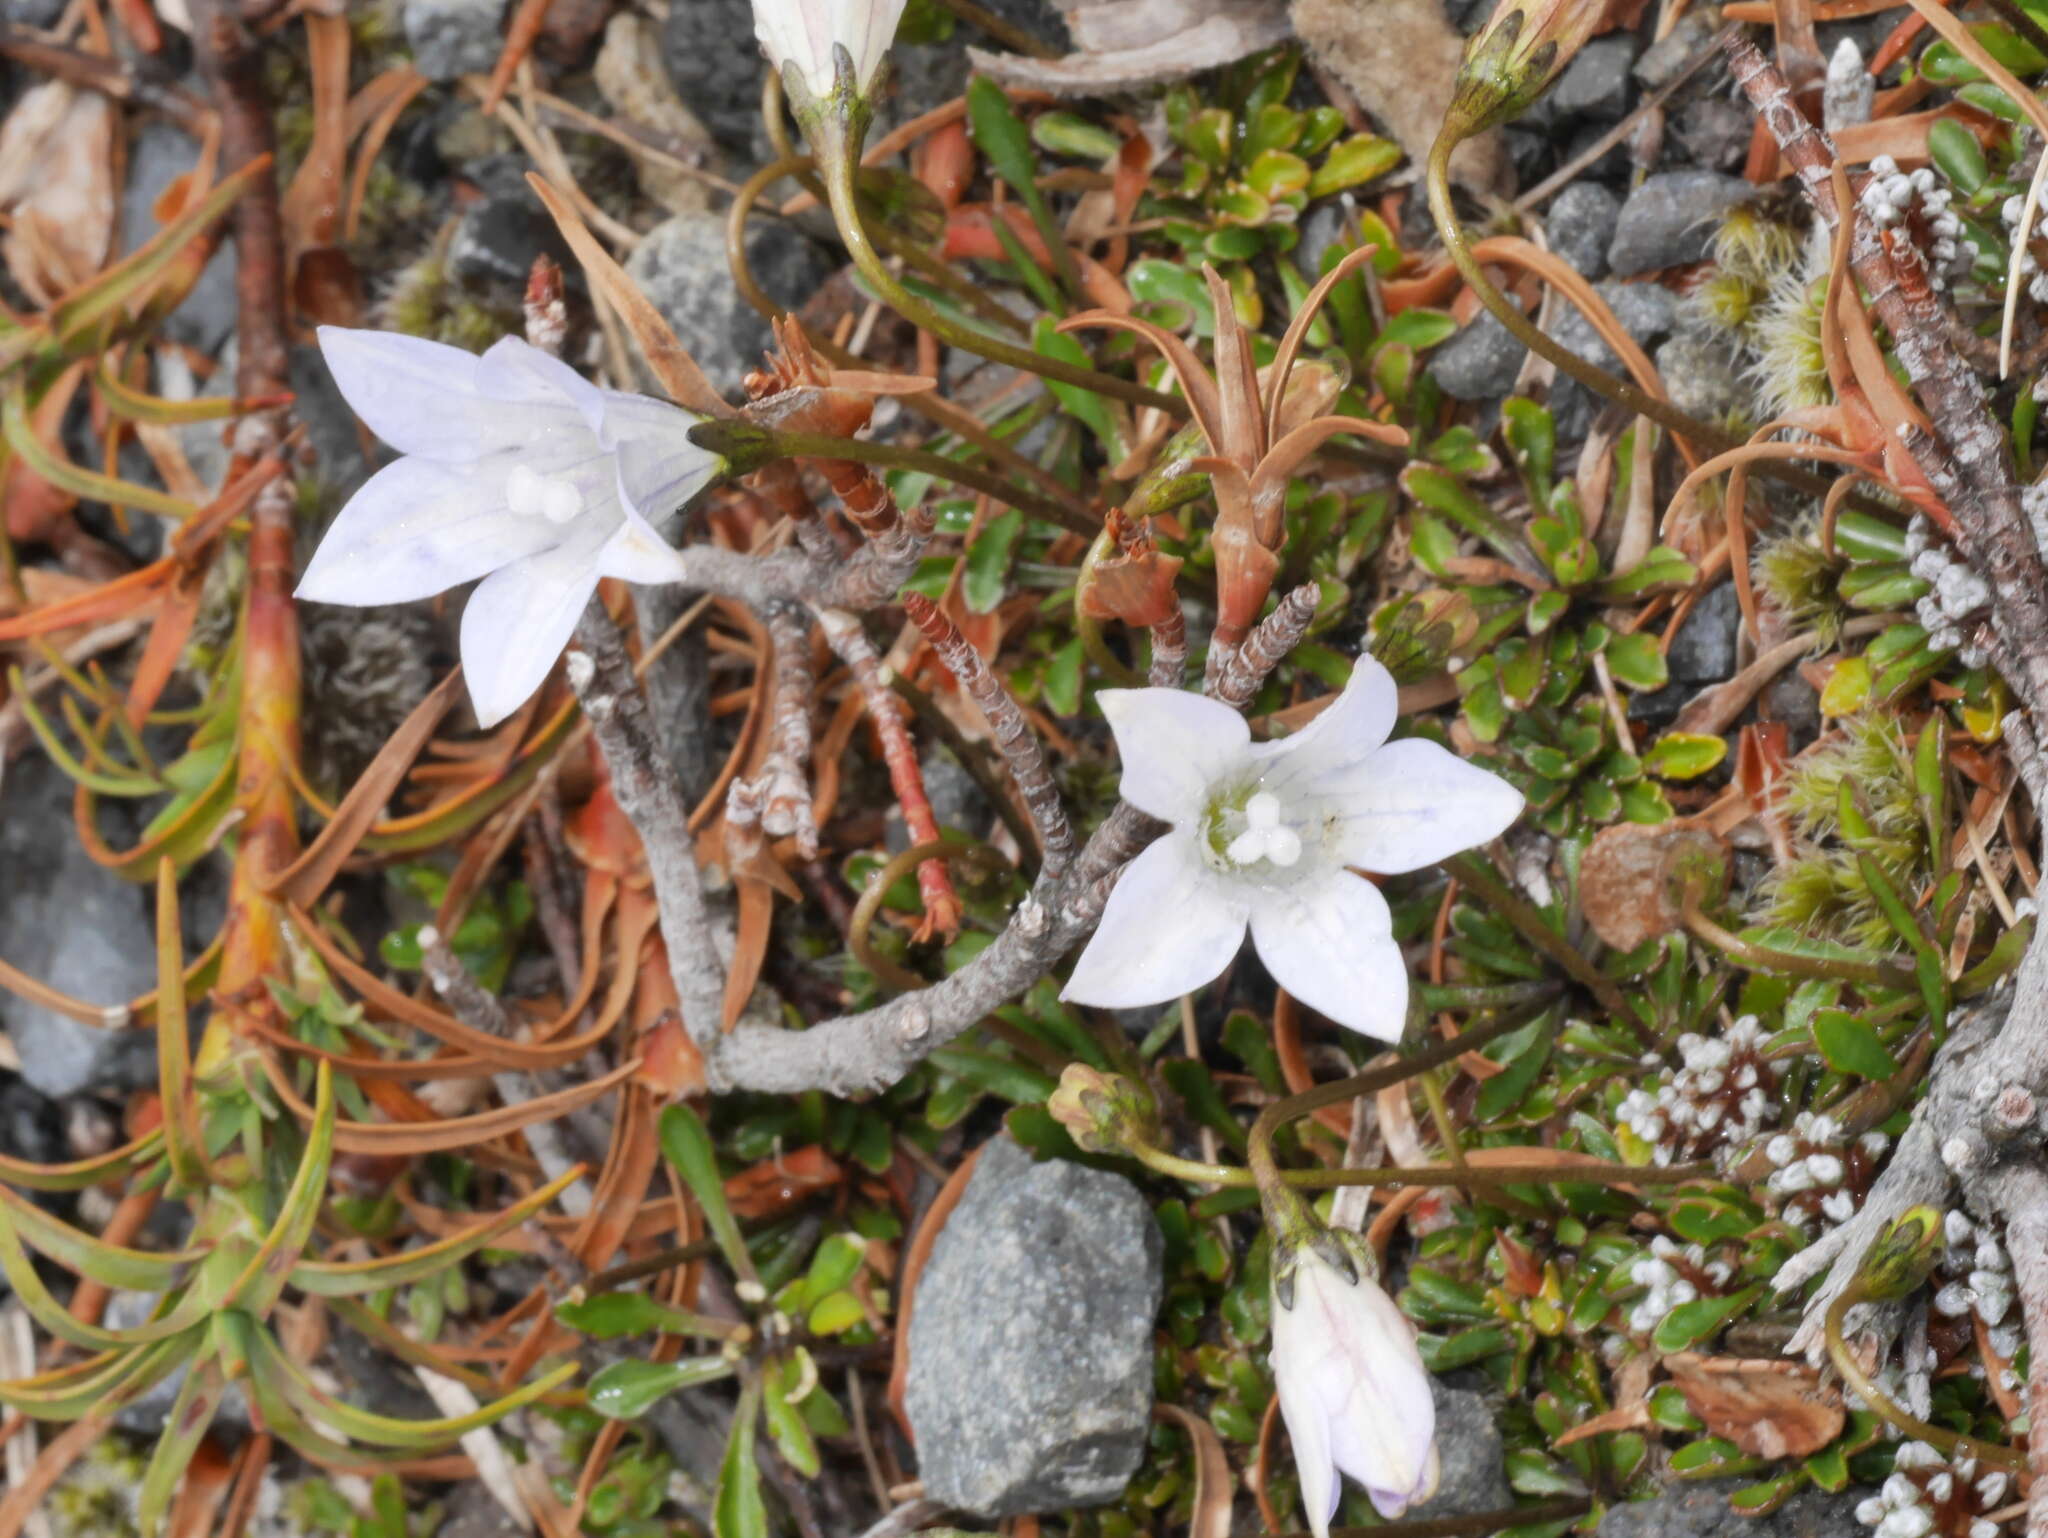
(1615, 1017, 1780, 1166)
(1934, 1210, 2022, 1367)
(1761, 1111, 1890, 1231)
(1225, 791, 1303, 868)
(506, 463, 585, 524)
(1856, 1441, 2005, 1538)
(2005, 191, 2048, 304)
(1863, 157, 1964, 288)
(1625, 1234, 1734, 1335)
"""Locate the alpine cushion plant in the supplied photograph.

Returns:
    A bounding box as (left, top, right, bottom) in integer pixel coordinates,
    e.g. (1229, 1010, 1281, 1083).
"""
(1060, 654, 1523, 1039)
(297, 328, 722, 728)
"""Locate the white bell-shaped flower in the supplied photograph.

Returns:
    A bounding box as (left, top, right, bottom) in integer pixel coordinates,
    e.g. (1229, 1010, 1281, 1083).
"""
(298, 327, 720, 728)
(751, 0, 909, 107)
(1271, 1246, 1440, 1532)
(1061, 654, 1521, 1039)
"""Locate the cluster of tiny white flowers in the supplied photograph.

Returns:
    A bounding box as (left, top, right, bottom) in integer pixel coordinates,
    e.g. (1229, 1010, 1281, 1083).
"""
(1935, 1210, 2023, 1372)
(1908, 516, 1991, 665)
(1855, 1441, 2005, 1538)
(1625, 1235, 1734, 1334)
(2005, 190, 2048, 303)
(1863, 157, 1963, 288)
(1761, 1111, 1889, 1230)
(1615, 1017, 1780, 1165)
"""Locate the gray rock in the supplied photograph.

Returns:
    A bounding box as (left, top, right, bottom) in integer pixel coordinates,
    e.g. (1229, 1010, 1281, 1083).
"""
(1671, 95, 1757, 174)
(404, 0, 508, 82)
(448, 192, 574, 293)
(1656, 326, 1749, 425)
(660, 0, 766, 149)
(122, 121, 238, 356)
(1549, 36, 1636, 119)
(1668, 579, 1740, 684)
(1295, 198, 1363, 284)
(624, 211, 833, 399)
(1429, 311, 1523, 402)
(1408, 1384, 1511, 1521)
(0, 755, 157, 1099)
(1599, 1478, 1869, 1537)
(0, 1080, 61, 1166)
(906, 1135, 1163, 1518)
(1547, 280, 1679, 440)
(0, 0, 64, 24)
(1634, 8, 1725, 88)
(1608, 171, 1751, 276)
(1547, 182, 1622, 280)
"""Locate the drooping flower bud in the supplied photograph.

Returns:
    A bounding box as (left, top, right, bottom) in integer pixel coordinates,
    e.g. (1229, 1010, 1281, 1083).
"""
(1447, 0, 1610, 140)
(1270, 1230, 1440, 1534)
(751, 0, 909, 124)
(1047, 1063, 1161, 1156)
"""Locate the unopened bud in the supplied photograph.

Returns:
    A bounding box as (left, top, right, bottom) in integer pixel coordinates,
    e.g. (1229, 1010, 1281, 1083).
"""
(1046, 1063, 1160, 1157)
(1855, 1206, 1946, 1302)
(1448, 0, 1608, 139)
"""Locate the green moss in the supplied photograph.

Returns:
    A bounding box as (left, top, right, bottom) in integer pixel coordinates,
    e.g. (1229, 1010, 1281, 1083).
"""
(1753, 527, 1845, 645)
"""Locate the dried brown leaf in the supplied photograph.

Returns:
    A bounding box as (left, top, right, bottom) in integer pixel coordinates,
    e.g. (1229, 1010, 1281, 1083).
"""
(1664, 1353, 1845, 1459)
(1578, 821, 1727, 951)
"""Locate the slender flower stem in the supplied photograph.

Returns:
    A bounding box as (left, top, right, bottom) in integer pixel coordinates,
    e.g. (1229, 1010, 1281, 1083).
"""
(1131, 1139, 1711, 1192)
(1682, 897, 1918, 990)
(1823, 1288, 2026, 1468)
(819, 134, 1185, 416)
(725, 154, 1095, 526)
(1442, 852, 1644, 1037)
(692, 419, 1098, 536)
(1424, 134, 1728, 458)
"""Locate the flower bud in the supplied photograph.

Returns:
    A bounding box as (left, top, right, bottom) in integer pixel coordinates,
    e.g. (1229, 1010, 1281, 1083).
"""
(752, 0, 909, 123)
(1855, 1206, 1947, 1301)
(1046, 1063, 1160, 1156)
(1271, 1236, 1439, 1533)
(1447, 0, 1609, 140)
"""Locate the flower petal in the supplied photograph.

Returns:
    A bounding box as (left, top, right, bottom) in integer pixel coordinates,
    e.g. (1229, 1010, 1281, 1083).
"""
(1321, 737, 1524, 875)
(1099, 687, 1251, 823)
(1271, 1308, 1342, 1538)
(595, 498, 691, 586)
(295, 452, 563, 606)
(458, 520, 611, 728)
(318, 328, 581, 462)
(1250, 652, 1397, 787)
(1061, 834, 1248, 1010)
(1248, 870, 1407, 1041)
(594, 390, 722, 522)
(1325, 1280, 1437, 1518)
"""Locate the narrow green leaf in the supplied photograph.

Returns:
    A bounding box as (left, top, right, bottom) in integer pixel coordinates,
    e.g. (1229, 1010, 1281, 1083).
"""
(660, 1104, 756, 1284)
(715, 1374, 771, 1538)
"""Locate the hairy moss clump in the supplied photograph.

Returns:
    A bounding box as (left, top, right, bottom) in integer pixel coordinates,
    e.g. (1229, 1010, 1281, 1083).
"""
(374, 243, 516, 352)
(50, 1433, 145, 1538)
(1755, 715, 1927, 948)
(1753, 526, 1846, 645)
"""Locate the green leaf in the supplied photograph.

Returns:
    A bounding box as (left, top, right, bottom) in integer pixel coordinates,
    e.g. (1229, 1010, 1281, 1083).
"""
(806, 1289, 867, 1335)
(1034, 316, 1122, 459)
(1811, 1010, 1902, 1078)
(659, 1104, 755, 1284)
(588, 1357, 736, 1420)
(715, 1375, 771, 1538)
(1603, 631, 1669, 691)
(1308, 134, 1401, 196)
(964, 508, 1023, 614)
(1651, 1288, 1758, 1353)
(1641, 732, 1727, 780)
(1376, 308, 1459, 353)
(762, 1357, 822, 1477)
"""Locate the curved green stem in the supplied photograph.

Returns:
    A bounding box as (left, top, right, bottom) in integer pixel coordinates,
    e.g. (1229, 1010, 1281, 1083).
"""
(724, 155, 1095, 526)
(1682, 898, 1917, 992)
(1129, 1139, 1710, 1192)
(848, 836, 1008, 990)
(1425, 134, 1729, 457)
(1823, 1287, 2026, 1468)
(693, 419, 1098, 536)
(820, 138, 1185, 416)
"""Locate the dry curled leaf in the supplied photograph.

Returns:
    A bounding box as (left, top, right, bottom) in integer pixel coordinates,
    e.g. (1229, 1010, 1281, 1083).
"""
(1578, 820, 1727, 951)
(1664, 1353, 1845, 1459)
(0, 81, 118, 306)
(969, 0, 1293, 93)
